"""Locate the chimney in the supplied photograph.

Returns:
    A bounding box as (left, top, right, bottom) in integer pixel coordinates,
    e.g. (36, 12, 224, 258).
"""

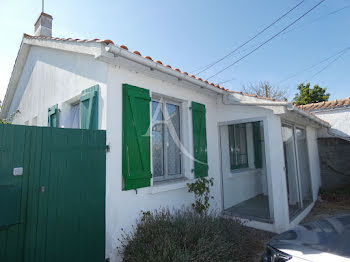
(34, 12, 53, 37)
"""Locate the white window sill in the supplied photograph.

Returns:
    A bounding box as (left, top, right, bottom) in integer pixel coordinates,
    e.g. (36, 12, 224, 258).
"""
(149, 177, 196, 194)
(228, 168, 261, 179)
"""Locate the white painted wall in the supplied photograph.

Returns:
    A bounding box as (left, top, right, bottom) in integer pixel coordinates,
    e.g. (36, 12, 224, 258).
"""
(10, 46, 108, 128)
(314, 108, 350, 138)
(7, 45, 324, 262)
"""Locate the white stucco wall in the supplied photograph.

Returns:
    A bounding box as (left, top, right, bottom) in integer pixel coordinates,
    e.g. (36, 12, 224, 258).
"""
(314, 108, 350, 138)
(10, 46, 108, 128)
(6, 44, 324, 262)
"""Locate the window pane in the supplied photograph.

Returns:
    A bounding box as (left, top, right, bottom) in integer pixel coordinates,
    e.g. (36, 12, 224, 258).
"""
(165, 103, 181, 176)
(238, 124, 247, 166)
(296, 128, 312, 201)
(229, 124, 248, 169)
(61, 104, 80, 128)
(282, 124, 301, 215)
(228, 125, 237, 168)
(152, 101, 163, 177)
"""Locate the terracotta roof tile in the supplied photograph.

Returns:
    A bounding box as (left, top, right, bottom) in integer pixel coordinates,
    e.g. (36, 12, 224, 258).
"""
(295, 105, 330, 125)
(300, 97, 350, 111)
(132, 50, 141, 56)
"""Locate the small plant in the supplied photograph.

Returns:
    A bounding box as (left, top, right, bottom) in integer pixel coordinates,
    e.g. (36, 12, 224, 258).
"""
(187, 177, 214, 214)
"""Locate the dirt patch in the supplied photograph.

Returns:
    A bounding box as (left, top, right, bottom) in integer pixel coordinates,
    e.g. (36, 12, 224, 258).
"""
(251, 228, 275, 262)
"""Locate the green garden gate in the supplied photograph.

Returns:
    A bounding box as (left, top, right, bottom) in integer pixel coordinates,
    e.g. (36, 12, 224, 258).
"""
(0, 124, 106, 262)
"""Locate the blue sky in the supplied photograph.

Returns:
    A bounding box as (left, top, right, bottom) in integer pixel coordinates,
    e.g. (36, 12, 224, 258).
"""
(0, 0, 349, 101)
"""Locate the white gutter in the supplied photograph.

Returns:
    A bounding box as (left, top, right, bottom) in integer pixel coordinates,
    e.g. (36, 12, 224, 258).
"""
(105, 44, 226, 95)
(286, 104, 330, 127)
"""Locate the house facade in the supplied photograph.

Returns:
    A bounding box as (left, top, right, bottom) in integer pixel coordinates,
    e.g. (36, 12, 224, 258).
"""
(1, 13, 331, 261)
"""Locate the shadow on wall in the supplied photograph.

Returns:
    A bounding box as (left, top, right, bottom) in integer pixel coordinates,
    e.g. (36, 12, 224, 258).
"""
(318, 137, 350, 190)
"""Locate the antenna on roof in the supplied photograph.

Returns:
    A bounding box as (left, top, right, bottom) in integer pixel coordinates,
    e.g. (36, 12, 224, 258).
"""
(42, 0, 44, 13)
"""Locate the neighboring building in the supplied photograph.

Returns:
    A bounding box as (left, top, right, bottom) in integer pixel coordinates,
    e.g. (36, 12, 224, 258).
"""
(301, 98, 350, 189)
(300, 98, 350, 139)
(1, 13, 331, 262)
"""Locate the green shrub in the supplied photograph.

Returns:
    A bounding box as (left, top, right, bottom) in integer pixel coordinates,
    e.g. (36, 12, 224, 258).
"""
(118, 209, 265, 262)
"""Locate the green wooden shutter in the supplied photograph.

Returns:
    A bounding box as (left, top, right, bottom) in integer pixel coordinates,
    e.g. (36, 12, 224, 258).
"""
(122, 84, 151, 190)
(253, 121, 263, 168)
(48, 104, 58, 127)
(192, 102, 208, 178)
(80, 85, 99, 130)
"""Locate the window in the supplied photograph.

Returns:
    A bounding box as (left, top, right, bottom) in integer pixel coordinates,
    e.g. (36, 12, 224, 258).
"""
(228, 123, 248, 169)
(152, 99, 182, 181)
(61, 103, 80, 129)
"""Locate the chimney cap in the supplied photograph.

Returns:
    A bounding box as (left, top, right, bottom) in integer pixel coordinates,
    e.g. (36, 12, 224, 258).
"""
(34, 12, 53, 26)
(34, 12, 53, 37)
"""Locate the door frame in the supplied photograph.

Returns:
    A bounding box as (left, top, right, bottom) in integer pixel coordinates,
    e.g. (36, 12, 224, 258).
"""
(281, 122, 313, 214)
(218, 116, 274, 221)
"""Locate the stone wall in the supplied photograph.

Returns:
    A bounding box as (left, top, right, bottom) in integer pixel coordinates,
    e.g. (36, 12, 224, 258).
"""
(318, 137, 350, 190)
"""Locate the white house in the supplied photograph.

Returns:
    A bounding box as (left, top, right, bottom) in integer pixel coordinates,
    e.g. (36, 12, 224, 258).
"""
(1, 13, 332, 261)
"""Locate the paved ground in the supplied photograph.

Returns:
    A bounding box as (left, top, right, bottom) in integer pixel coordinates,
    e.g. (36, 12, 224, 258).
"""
(302, 198, 350, 223)
(252, 197, 350, 261)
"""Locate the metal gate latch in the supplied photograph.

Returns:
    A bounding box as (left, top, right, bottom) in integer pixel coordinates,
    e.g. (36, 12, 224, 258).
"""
(41, 186, 45, 193)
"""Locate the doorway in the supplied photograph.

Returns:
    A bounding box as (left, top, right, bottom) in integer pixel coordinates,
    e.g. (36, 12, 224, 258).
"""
(282, 124, 313, 219)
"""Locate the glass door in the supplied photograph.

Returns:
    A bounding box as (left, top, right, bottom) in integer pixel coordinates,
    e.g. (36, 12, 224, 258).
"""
(282, 124, 302, 218)
(295, 128, 313, 205)
(282, 124, 313, 219)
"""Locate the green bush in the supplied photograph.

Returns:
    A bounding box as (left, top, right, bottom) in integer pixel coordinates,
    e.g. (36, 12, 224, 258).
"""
(118, 209, 265, 262)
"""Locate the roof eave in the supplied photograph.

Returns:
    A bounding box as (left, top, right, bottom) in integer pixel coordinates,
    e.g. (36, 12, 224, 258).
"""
(1, 39, 30, 119)
(289, 104, 330, 128)
(104, 44, 227, 95)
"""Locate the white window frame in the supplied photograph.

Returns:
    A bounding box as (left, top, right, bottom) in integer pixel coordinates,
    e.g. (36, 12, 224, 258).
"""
(151, 97, 183, 182)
